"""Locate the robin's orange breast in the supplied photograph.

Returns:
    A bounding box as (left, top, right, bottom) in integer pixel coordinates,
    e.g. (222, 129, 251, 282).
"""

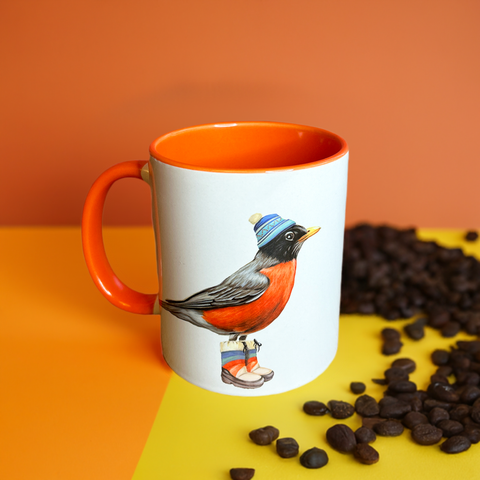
(203, 260, 297, 333)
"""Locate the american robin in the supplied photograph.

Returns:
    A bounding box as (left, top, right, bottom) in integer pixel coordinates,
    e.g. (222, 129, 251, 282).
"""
(161, 213, 320, 388)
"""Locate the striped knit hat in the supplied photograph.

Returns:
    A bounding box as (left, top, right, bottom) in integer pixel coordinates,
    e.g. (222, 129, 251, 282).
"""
(249, 213, 296, 248)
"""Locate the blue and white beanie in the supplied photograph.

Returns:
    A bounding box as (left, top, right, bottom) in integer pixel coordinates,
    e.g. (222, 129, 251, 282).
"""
(249, 213, 296, 248)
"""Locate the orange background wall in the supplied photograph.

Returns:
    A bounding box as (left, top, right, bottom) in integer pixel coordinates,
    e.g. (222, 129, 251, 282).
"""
(1, 0, 479, 229)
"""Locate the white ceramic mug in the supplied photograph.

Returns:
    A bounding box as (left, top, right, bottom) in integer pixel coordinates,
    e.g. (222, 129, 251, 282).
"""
(82, 121, 349, 396)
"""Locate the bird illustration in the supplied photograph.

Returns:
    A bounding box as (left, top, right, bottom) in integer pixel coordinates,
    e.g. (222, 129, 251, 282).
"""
(161, 213, 320, 389)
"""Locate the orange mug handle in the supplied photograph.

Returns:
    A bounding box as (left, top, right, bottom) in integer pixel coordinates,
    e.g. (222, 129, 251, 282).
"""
(82, 160, 158, 314)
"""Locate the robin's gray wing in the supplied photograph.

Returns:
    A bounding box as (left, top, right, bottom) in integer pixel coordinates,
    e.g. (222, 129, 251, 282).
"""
(163, 263, 270, 310)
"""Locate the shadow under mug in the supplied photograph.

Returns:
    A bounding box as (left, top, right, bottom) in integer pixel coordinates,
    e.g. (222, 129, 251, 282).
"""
(82, 121, 349, 396)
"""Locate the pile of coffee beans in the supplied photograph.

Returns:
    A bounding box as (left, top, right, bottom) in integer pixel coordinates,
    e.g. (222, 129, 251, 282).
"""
(341, 224, 480, 336)
(230, 225, 479, 477)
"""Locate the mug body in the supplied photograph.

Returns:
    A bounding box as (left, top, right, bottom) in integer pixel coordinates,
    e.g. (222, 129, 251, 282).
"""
(148, 122, 348, 396)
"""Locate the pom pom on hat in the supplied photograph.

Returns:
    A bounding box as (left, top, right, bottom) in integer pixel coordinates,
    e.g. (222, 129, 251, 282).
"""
(250, 213, 296, 248)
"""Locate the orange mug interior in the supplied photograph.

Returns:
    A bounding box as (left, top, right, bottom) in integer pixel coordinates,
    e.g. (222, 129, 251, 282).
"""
(149, 122, 348, 173)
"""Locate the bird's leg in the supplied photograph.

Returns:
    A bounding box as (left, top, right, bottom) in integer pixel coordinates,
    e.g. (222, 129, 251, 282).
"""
(238, 335, 247, 341)
(229, 333, 239, 341)
(244, 338, 274, 382)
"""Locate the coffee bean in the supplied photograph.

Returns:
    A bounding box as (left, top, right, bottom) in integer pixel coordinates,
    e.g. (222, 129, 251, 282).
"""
(449, 404, 471, 422)
(372, 378, 388, 385)
(404, 320, 426, 340)
(384, 367, 409, 384)
(460, 386, 480, 404)
(380, 401, 412, 419)
(353, 443, 379, 465)
(355, 426, 376, 444)
(326, 424, 357, 453)
(436, 366, 453, 377)
(423, 398, 452, 412)
(428, 407, 449, 426)
(465, 231, 479, 242)
(355, 394, 380, 417)
(350, 382, 366, 394)
(299, 447, 329, 469)
(440, 435, 471, 453)
(441, 321, 461, 338)
(230, 468, 255, 480)
(276, 437, 299, 458)
(411, 423, 443, 445)
(362, 416, 385, 429)
(461, 424, 480, 444)
(470, 405, 480, 423)
(382, 340, 403, 355)
(391, 358, 416, 374)
(431, 349, 450, 366)
(328, 400, 355, 419)
(402, 411, 429, 429)
(249, 426, 279, 445)
(429, 383, 460, 403)
(382, 328, 401, 341)
(387, 380, 417, 394)
(373, 420, 404, 437)
(303, 401, 328, 416)
(437, 419, 464, 437)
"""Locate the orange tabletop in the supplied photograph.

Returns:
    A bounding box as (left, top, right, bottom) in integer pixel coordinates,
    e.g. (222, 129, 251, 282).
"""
(1, 227, 479, 480)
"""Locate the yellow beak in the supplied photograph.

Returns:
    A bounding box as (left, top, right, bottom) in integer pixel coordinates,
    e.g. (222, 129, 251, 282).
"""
(298, 226, 321, 243)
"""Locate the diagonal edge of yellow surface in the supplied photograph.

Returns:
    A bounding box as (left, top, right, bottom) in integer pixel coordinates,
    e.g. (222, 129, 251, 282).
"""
(132, 229, 480, 480)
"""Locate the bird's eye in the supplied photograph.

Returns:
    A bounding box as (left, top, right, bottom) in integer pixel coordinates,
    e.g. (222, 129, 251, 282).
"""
(285, 231, 295, 241)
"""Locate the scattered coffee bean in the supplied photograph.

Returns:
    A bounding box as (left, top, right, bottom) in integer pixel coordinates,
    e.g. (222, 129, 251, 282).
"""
(303, 401, 328, 416)
(465, 231, 478, 242)
(431, 350, 450, 366)
(382, 340, 403, 355)
(428, 407, 449, 426)
(326, 424, 357, 453)
(372, 378, 388, 385)
(384, 367, 409, 383)
(328, 400, 355, 419)
(362, 416, 385, 429)
(391, 357, 417, 374)
(380, 400, 412, 419)
(441, 321, 461, 338)
(411, 423, 443, 445)
(423, 398, 452, 412)
(249, 426, 279, 445)
(436, 366, 453, 377)
(355, 394, 380, 417)
(437, 419, 464, 437)
(353, 443, 379, 465)
(387, 380, 417, 394)
(299, 447, 329, 469)
(276, 437, 299, 458)
(429, 383, 460, 403)
(440, 435, 472, 453)
(449, 404, 471, 422)
(374, 420, 404, 437)
(404, 319, 426, 340)
(402, 411, 429, 429)
(355, 426, 376, 444)
(382, 328, 401, 341)
(461, 424, 480, 444)
(230, 468, 255, 480)
(471, 405, 480, 423)
(350, 382, 366, 394)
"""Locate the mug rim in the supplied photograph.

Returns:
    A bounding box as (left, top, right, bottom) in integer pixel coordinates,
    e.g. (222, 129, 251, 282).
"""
(149, 121, 348, 173)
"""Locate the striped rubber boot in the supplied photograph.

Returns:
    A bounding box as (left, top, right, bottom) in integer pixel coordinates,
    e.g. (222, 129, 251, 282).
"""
(245, 339, 274, 382)
(220, 341, 264, 389)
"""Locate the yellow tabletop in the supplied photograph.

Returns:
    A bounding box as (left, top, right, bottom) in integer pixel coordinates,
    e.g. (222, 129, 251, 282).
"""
(1, 228, 479, 479)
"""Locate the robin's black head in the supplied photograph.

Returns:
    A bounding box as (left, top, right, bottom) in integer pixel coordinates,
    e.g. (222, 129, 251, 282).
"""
(259, 224, 320, 262)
